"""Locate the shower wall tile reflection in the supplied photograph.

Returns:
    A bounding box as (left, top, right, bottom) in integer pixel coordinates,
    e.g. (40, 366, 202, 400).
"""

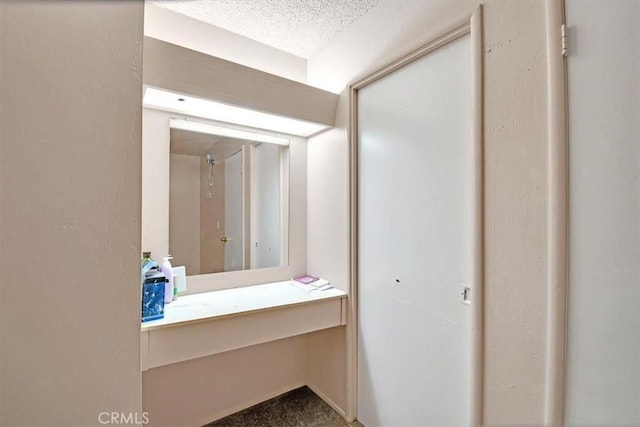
(169, 152, 205, 275)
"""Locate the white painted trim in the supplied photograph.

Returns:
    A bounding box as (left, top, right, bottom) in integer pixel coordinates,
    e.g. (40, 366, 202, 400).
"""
(350, 25, 471, 90)
(346, 72, 359, 424)
(544, 0, 569, 425)
(347, 11, 484, 425)
(470, 6, 485, 427)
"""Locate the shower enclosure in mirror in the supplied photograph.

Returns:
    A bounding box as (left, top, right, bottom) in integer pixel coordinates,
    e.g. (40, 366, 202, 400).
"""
(168, 119, 288, 276)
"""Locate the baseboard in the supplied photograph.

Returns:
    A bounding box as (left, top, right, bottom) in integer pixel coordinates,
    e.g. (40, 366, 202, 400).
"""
(306, 382, 347, 420)
(193, 381, 306, 427)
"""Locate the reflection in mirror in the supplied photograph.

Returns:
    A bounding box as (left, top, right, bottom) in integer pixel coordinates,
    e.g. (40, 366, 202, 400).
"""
(168, 120, 288, 276)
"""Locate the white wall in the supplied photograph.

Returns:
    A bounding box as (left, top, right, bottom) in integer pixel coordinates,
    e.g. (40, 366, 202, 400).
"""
(307, 0, 552, 424)
(142, 108, 171, 261)
(481, 2, 550, 423)
(565, 1, 640, 425)
(144, 3, 307, 84)
(0, 1, 144, 425)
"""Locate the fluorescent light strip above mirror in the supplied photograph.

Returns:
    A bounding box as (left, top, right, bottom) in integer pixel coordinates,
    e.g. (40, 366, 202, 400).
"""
(143, 87, 329, 137)
(169, 119, 289, 146)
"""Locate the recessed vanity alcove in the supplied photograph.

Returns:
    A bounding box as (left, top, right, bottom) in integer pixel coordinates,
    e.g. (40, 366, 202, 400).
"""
(141, 37, 344, 425)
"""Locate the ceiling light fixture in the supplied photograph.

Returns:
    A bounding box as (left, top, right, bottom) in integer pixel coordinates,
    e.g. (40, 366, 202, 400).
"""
(169, 119, 290, 146)
(143, 87, 329, 137)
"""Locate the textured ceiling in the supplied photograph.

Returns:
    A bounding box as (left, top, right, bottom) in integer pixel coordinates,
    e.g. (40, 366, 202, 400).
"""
(149, 0, 379, 58)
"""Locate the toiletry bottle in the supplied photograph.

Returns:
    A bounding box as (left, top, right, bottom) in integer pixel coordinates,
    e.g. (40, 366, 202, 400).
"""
(141, 252, 159, 275)
(141, 251, 152, 267)
(172, 274, 178, 302)
(160, 256, 174, 305)
(141, 251, 157, 284)
(141, 252, 150, 284)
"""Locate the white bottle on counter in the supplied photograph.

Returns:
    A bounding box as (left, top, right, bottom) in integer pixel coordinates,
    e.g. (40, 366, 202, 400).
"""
(160, 256, 174, 304)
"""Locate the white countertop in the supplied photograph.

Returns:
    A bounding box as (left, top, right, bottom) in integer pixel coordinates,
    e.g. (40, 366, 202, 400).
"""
(141, 280, 346, 331)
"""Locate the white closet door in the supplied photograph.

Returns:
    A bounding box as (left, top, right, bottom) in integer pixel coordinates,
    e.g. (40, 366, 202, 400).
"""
(252, 142, 281, 269)
(358, 34, 472, 427)
(224, 151, 244, 271)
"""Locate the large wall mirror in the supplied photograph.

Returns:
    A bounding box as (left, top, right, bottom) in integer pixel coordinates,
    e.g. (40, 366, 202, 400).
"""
(168, 119, 289, 277)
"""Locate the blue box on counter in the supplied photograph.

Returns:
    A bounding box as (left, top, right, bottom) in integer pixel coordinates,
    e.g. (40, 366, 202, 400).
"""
(142, 272, 166, 322)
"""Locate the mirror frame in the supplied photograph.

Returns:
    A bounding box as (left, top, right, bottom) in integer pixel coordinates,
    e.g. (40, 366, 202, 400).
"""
(142, 107, 307, 295)
(168, 118, 290, 275)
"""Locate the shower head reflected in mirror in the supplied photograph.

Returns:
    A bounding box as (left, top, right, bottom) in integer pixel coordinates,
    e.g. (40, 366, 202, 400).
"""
(206, 153, 215, 199)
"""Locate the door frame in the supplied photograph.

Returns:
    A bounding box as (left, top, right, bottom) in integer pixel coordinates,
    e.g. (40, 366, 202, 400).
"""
(544, 0, 568, 425)
(346, 6, 484, 424)
(223, 149, 245, 271)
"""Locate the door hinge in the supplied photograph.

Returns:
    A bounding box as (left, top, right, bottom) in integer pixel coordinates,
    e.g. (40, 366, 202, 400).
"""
(561, 24, 568, 57)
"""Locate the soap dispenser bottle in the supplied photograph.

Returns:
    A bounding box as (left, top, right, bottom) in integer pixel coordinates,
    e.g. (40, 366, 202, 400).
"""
(160, 256, 174, 305)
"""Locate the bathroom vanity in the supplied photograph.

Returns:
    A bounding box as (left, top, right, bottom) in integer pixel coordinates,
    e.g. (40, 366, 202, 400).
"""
(141, 280, 346, 370)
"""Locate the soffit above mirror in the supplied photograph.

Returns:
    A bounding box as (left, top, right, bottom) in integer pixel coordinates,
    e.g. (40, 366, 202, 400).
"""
(143, 37, 338, 131)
